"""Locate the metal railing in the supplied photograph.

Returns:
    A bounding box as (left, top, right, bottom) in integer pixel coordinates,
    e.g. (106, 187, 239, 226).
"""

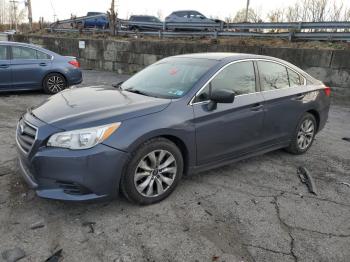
(0, 33, 9, 41)
(48, 16, 350, 41)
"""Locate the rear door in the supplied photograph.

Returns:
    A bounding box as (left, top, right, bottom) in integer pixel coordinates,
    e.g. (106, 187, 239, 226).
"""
(257, 60, 307, 145)
(192, 61, 265, 166)
(10, 45, 52, 90)
(0, 45, 11, 89)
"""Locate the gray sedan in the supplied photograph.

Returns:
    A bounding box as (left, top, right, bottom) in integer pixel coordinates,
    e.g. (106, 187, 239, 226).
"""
(16, 53, 330, 204)
(165, 10, 219, 31)
(0, 41, 82, 94)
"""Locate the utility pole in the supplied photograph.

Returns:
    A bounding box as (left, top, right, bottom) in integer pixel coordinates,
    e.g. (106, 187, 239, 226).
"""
(26, 0, 33, 31)
(108, 0, 117, 36)
(244, 0, 250, 22)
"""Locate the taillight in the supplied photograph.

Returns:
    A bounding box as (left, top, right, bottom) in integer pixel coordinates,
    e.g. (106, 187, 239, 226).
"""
(324, 86, 331, 97)
(69, 60, 80, 68)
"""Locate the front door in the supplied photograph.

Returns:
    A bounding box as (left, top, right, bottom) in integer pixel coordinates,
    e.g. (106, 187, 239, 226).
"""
(192, 61, 265, 166)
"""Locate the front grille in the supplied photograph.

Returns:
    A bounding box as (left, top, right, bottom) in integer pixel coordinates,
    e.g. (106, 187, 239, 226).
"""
(16, 118, 37, 154)
(56, 181, 92, 195)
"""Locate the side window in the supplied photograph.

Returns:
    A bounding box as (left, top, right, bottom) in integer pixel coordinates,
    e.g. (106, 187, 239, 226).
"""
(175, 12, 188, 18)
(12, 46, 37, 60)
(194, 61, 256, 103)
(36, 50, 51, 60)
(211, 61, 256, 95)
(258, 61, 289, 90)
(287, 69, 303, 86)
(0, 46, 8, 60)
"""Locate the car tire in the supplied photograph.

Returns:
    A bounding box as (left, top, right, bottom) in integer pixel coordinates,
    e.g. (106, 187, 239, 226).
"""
(43, 73, 67, 94)
(286, 113, 317, 155)
(121, 137, 183, 205)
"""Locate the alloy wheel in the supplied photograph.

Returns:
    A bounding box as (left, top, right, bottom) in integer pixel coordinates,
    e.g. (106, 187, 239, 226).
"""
(47, 76, 65, 93)
(297, 119, 315, 150)
(134, 150, 177, 197)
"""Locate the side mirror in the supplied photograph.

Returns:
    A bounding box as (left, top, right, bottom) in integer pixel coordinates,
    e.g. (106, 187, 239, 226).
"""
(207, 89, 235, 111)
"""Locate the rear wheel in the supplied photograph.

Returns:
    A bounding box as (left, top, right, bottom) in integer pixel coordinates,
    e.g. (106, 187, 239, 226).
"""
(121, 138, 183, 205)
(43, 73, 67, 94)
(286, 113, 317, 154)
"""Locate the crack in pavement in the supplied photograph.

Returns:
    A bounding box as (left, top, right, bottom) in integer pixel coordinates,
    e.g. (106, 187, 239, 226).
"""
(242, 243, 292, 256)
(272, 196, 299, 262)
(192, 178, 350, 208)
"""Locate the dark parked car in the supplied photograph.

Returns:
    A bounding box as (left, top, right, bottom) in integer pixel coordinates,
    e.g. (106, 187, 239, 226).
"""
(83, 12, 109, 28)
(16, 53, 330, 204)
(165, 10, 219, 31)
(128, 15, 162, 31)
(0, 42, 82, 94)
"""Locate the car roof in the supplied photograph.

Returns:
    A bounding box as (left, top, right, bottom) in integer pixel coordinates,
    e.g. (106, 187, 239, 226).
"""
(0, 41, 57, 55)
(130, 15, 157, 17)
(171, 52, 270, 61)
(172, 10, 201, 13)
(169, 52, 315, 81)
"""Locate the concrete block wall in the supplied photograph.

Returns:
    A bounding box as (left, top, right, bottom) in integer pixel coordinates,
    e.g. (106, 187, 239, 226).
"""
(13, 35, 350, 88)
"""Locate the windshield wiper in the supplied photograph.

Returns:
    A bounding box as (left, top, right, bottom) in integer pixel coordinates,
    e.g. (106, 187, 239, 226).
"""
(112, 81, 124, 89)
(124, 88, 151, 97)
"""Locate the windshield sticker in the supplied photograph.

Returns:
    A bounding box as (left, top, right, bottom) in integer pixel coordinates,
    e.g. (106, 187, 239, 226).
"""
(169, 68, 179, 76)
(168, 90, 184, 96)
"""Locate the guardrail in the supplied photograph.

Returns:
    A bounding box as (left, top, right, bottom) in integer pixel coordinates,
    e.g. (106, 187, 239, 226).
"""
(47, 27, 350, 41)
(0, 33, 9, 41)
(48, 17, 350, 41)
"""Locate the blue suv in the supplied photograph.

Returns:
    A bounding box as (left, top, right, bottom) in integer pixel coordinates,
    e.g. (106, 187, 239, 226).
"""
(0, 42, 82, 94)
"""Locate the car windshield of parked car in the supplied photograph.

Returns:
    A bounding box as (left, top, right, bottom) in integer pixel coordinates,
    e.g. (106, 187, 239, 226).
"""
(121, 58, 216, 99)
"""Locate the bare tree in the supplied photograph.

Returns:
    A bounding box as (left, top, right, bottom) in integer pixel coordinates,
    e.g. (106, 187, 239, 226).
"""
(327, 1, 344, 21)
(0, 0, 9, 25)
(284, 0, 343, 22)
(233, 8, 261, 23)
(344, 8, 350, 21)
(267, 8, 285, 23)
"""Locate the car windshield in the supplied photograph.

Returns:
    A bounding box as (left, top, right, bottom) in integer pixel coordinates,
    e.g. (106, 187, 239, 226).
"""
(121, 58, 216, 99)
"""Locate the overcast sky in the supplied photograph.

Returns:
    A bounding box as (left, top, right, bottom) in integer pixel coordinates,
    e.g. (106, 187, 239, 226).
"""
(27, 0, 347, 22)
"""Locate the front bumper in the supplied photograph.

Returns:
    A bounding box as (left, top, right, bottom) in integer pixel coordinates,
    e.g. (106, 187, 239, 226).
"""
(17, 143, 129, 201)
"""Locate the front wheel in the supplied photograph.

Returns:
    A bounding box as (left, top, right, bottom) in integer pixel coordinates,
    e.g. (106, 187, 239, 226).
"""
(121, 138, 183, 205)
(43, 73, 67, 94)
(286, 113, 317, 154)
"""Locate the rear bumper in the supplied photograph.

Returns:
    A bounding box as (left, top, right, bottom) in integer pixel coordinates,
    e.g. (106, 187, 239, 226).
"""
(317, 98, 331, 132)
(66, 69, 83, 86)
(17, 144, 129, 201)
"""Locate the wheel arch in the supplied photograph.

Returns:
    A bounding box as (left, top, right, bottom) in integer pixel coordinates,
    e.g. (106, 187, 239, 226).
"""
(161, 135, 190, 175)
(127, 133, 192, 176)
(306, 109, 320, 132)
(42, 71, 68, 89)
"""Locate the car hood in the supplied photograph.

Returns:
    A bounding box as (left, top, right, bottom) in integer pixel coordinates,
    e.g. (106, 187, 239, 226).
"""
(31, 86, 171, 130)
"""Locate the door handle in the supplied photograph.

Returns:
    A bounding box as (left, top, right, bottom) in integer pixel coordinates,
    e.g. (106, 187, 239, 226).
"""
(251, 103, 263, 111)
(0, 64, 9, 69)
(294, 93, 305, 100)
(39, 63, 47, 67)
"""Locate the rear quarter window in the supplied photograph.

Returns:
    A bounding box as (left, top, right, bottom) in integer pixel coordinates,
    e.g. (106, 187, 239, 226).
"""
(37, 50, 51, 60)
(287, 69, 303, 86)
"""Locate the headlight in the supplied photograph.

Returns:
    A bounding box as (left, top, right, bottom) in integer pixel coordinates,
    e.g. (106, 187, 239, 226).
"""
(47, 123, 121, 150)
